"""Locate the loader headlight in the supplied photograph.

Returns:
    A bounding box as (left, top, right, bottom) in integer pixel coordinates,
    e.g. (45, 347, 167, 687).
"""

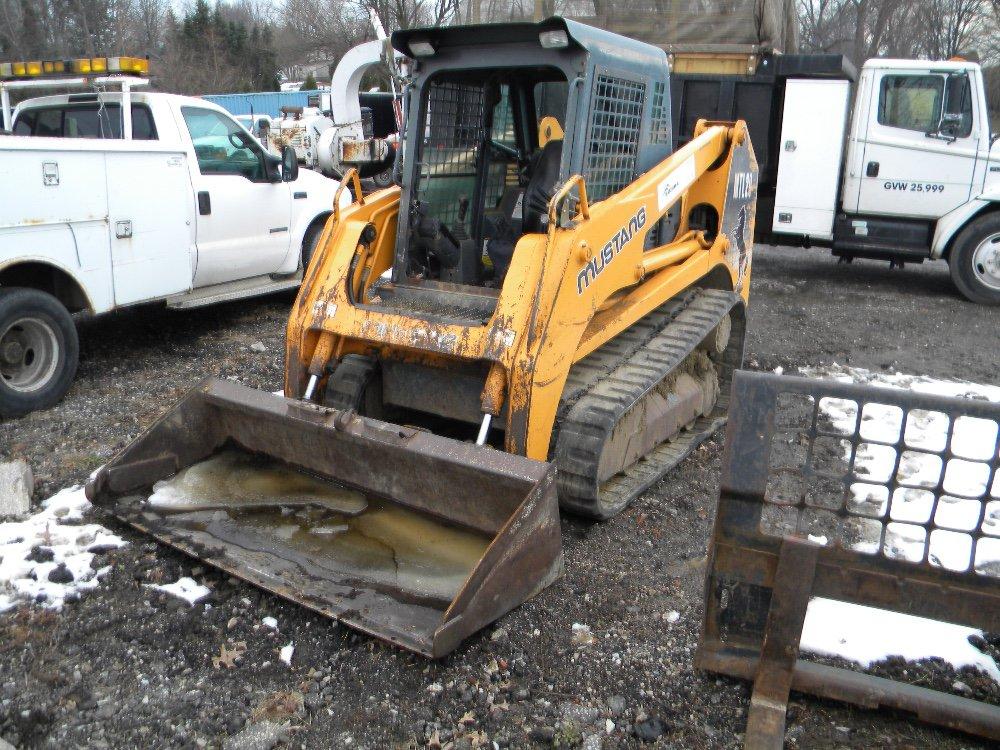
(539, 30, 569, 49)
(408, 39, 436, 57)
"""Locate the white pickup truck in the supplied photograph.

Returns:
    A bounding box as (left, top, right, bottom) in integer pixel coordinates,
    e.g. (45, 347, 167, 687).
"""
(0, 72, 341, 418)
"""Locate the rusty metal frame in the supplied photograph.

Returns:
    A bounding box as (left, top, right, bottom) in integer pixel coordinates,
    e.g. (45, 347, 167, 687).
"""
(87, 378, 562, 658)
(697, 371, 1000, 744)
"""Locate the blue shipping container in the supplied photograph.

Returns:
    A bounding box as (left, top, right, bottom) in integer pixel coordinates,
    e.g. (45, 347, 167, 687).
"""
(202, 90, 328, 119)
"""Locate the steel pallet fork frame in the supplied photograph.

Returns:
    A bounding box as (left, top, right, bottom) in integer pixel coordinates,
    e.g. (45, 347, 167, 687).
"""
(697, 371, 1000, 746)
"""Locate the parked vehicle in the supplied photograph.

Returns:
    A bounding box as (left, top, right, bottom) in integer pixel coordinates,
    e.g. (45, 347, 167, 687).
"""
(0, 59, 343, 417)
(89, 17, 760, 657)
(670, 51, 1000, 303)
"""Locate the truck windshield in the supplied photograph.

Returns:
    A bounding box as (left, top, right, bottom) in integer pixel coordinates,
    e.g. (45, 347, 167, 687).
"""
(13, 103, 157, 140)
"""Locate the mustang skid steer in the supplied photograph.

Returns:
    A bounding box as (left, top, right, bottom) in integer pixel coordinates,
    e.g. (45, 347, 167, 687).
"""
(88, 18, 759, 657)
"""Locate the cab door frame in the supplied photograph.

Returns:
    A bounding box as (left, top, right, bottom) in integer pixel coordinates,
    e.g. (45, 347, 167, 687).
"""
(845, 65, 982, 220)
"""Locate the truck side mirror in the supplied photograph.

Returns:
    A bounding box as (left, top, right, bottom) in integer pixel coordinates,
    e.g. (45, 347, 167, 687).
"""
(937, 111, 963, 138)
(281, 145, 299, 182)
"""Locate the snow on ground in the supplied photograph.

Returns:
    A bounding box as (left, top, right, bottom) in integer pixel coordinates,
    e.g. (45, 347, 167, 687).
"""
(797, 364, 1000, 683)
(801, 599, 1000, 682)
(146, 577, 211, 606)
(0, 487, 127, 613)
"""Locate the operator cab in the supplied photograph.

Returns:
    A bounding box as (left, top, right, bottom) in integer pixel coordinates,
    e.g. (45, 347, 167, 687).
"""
(402, 67, 569, 288)
(374, 18, 673, 323)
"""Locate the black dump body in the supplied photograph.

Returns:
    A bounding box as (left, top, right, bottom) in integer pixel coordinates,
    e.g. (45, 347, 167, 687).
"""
(671, 53, 855, 240)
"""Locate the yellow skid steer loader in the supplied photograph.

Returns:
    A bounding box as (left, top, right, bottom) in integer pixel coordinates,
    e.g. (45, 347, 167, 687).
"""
(88, 17, 758, 657)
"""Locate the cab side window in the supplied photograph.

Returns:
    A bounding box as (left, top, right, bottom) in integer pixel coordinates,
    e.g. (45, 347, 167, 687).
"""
(12, 110, 35, 135)
(878, 75, 943, 133)
(12, 103, 158, 139)
(181, 106, 265, 181)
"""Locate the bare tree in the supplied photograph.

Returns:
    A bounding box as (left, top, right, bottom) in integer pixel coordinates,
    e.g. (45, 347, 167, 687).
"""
(917, 0, 988, 59)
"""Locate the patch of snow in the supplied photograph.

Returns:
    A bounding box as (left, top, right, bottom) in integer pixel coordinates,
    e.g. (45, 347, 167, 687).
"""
(279, 642, 294, 665)
(773, 366, 784, 375)
(426, 682, 443, 696)
(146, 577, 211, 606)
(801, 598, 1000, 682)
(0, 486, 127, 613)
(262, 616, 278, 629)
(571, 622, 595, 646)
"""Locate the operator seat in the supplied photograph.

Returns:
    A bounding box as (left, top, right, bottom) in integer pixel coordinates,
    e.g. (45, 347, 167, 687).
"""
(484, 137, 563, 283)
(521, 139, 563, 233)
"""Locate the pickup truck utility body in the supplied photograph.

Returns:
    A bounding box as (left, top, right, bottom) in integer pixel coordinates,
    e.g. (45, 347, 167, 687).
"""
(0, 69, 342, 417)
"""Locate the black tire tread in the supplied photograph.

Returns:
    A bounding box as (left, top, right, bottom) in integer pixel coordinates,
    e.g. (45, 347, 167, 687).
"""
(0, 287, 78, 419)
(949, 212, 1000, 305)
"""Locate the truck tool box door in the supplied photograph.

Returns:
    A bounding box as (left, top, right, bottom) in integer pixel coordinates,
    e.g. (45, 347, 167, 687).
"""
(854, 69, 979, 219)
(771, 79, 850, 240)
(181, 106, 291, 287)
(106, 148, 192, 305)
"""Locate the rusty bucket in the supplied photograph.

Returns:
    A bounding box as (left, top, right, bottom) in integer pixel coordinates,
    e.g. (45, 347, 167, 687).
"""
(86, 378, 562, 657)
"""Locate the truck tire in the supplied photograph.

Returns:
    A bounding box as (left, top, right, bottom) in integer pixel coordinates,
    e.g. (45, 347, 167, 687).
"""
(301, 220, 325, 271)
(0, 288, 79, 418)
(370, 168, 394, 190)
(949, 212, 1000, 305)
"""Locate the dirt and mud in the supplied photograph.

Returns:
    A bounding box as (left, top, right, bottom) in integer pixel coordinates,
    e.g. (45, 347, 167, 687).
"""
(1, 245, 999, 749)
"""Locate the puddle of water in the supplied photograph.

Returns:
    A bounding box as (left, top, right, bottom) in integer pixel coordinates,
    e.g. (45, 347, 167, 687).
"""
(146, 449, 491, 602)
(148, 450, 368, 514)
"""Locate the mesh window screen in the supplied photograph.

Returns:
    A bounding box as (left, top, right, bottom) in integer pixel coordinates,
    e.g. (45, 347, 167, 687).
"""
(417, 81, 486, 226)
(650, 81, 671, 145)
(584, 73, 646, 202)
(485, 85, 518, 212)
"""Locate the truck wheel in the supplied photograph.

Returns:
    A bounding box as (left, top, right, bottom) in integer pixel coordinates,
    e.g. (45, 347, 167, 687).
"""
(301, 221, 325, 271)
(0, 288, 79, 418)
(371, 168, 394, 190)
(949, 213, 1000, 305)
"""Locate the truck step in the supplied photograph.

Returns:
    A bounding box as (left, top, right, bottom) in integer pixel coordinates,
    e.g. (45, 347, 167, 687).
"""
(165, 274, 302, 310)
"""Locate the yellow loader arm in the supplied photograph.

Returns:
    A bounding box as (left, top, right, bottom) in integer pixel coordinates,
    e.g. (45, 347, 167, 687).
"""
(286, 119, 757, 461)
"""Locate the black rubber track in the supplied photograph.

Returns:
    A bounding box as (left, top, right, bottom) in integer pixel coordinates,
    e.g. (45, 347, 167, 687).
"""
(553, 288, 744, 519)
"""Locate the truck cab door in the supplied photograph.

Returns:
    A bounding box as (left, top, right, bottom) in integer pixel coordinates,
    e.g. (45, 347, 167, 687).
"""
(852, 70, 979, 219)
(180, 106, 291, 288)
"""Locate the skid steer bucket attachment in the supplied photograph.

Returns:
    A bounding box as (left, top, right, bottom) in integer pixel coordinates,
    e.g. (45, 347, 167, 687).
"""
(86, 378, 562, 658)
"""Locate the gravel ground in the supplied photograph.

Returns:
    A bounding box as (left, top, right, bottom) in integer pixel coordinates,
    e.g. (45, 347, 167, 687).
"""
(1, 244, 999, 749)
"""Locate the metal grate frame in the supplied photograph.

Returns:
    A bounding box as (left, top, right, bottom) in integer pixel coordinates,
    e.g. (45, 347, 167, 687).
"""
(697, 371, 1000, 743)
(416, 81, 486, 226)
(583, 71, 646, 202)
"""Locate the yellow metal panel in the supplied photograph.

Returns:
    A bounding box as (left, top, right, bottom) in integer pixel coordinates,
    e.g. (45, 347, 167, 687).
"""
(284, 120, 758, 463)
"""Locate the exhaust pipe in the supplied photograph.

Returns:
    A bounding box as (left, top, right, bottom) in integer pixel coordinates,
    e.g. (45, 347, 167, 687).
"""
(87, 378, 562, 657)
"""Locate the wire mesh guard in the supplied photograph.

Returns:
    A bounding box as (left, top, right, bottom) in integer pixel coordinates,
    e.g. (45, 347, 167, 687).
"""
(583, 73, 646, 202)
(417, 81, 486, 226)
(649, 81, 671, 146)
(762, 381, 1000, 577)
